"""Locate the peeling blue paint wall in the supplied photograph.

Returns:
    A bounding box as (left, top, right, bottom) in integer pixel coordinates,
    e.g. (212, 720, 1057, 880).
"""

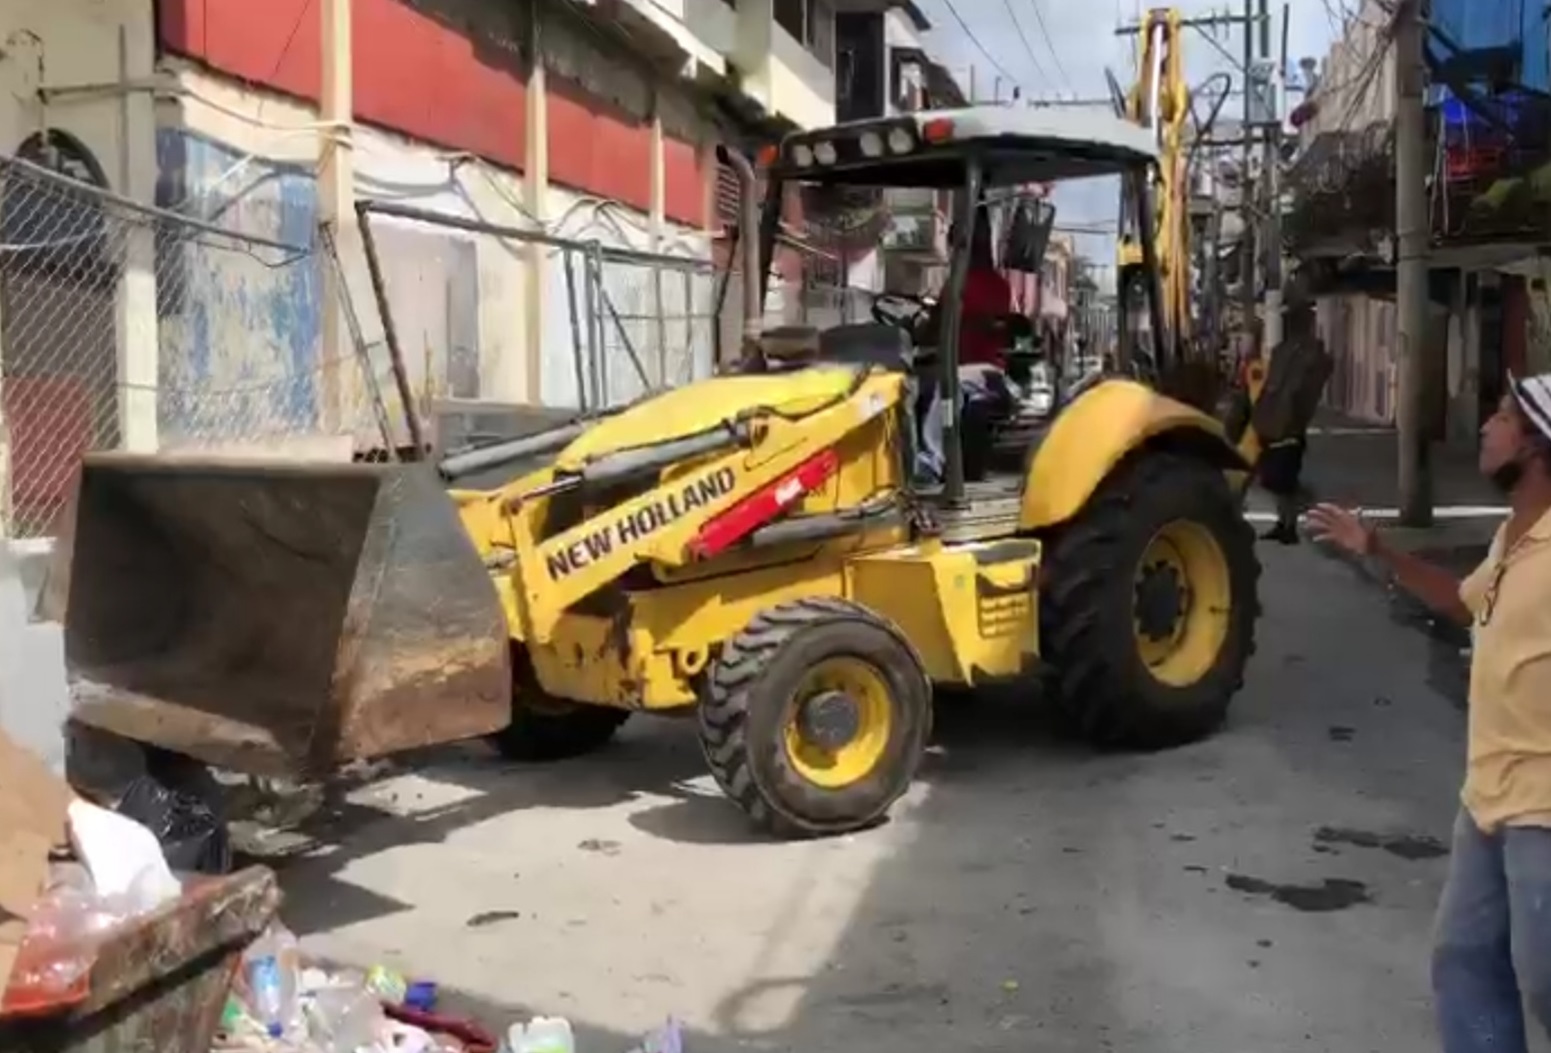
(154, 128, 323, 444)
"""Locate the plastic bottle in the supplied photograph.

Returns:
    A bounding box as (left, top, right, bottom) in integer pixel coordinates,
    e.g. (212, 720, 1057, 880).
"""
(366, 964, 409, 1004)
(504, 1016, 575, 1053)
(242, 923, 300, 1038)
(306, 980, 384, 1053)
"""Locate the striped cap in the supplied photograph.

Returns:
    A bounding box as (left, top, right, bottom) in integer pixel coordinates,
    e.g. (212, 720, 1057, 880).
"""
(1510, 372, 1551, 443)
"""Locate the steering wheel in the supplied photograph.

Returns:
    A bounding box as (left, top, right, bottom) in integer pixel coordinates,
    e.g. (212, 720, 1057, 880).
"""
(870, 291, 932, 333)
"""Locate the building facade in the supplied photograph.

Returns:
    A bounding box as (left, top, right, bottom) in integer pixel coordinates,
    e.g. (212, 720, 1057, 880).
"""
(1286, 0, 1551, 430)
(0, 0, 840, 540)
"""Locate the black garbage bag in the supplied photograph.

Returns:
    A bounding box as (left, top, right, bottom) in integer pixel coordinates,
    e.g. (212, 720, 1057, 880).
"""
(115, 774, 233, 875)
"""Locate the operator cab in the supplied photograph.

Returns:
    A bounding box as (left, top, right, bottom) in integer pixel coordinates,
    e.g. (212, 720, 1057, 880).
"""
(746, 105, 1169, 532)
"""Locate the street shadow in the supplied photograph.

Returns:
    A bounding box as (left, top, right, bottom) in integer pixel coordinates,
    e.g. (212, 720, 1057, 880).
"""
(1304, 535, 1477, 711)
(273, 544, 1458, 1053)
(677, 542, 1457, 1052)
(249, 718, 707, 935)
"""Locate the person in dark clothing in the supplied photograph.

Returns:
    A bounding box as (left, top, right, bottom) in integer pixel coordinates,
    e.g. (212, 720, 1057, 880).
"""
(1255, 297, 1332, 545)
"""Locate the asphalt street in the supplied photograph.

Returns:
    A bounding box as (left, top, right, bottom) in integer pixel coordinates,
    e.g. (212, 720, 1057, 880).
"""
(263, 535, 1480, 1053)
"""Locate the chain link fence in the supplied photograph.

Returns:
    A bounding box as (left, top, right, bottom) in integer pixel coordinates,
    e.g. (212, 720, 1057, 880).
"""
(0, 152, 388, 539)
(358, 199, 716, 417)
(0, 152, 724, 540)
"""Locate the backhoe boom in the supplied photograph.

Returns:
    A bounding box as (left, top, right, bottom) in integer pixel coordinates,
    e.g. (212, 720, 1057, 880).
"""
(483, 370, 907, 645)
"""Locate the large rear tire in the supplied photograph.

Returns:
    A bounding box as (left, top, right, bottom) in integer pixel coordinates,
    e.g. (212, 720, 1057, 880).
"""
(699, 598, 931, 838)
(1041, 451, 1260, 748)
(490, 653, 630, 761)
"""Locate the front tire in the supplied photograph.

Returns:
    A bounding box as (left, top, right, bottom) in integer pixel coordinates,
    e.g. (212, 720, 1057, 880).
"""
(1041, 451, 1260, 748)
(699, 598, 931, 838)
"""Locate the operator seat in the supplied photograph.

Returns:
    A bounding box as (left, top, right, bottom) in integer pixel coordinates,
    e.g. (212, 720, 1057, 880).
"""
(755, 323, 914, 372)
(816, 323, 914, 371)
(754, 323, 942, 479)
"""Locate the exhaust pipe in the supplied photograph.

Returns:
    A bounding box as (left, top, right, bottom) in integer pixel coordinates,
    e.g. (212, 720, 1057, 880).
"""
(717, 144, 762, 363)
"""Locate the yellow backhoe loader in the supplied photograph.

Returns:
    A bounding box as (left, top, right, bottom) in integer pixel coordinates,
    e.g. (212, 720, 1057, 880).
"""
(47, 106, 1262, 838)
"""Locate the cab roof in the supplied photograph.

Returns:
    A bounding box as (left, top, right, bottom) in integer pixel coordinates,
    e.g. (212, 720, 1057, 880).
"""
(774, 105, 1158, 188)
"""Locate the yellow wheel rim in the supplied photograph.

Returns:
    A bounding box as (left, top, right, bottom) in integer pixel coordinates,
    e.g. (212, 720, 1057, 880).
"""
(783, 657, 894, 789)
(1132, 519, 1233, 688)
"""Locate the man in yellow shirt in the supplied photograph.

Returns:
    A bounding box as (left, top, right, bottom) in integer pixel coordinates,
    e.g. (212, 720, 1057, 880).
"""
(1309, 373, 1551, 1053)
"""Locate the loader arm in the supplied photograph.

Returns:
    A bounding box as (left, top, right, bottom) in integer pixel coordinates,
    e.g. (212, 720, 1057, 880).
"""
(492, 371, 906, 645)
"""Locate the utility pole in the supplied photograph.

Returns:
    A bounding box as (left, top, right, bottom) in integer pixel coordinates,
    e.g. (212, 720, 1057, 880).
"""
(1238, 0, 1257, 340)
(1203, 190, 1224, 351)
(1110, 6, 1265, 345)
(1259, 0, 1285, 350)
(1395, 0, 1432, 525)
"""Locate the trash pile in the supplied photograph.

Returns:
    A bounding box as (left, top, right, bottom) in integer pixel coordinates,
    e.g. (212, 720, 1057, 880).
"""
(217, 934, 684, 1053)
(0, 727, 683, 1053)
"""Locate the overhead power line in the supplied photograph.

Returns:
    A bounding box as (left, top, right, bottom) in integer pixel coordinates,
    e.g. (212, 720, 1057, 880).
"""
(934, 0, 1022, 93)
(1001, 0, 1050, 87)
(1027, 0, 1074, 91)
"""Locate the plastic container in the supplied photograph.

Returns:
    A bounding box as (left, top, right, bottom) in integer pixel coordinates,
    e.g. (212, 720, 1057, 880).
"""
(404, 981, 438, 1012)
(504, 1016, 575, 1053)
(367, 964, 410, 1004)
(305, 979, 385, 1053)
(241, 922, 300, 1038)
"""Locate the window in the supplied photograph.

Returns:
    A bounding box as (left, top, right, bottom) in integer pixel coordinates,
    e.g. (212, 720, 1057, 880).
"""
(890, 48, 928, 112)
(775, 0, 835, 68)
(835, 13, 883, 120)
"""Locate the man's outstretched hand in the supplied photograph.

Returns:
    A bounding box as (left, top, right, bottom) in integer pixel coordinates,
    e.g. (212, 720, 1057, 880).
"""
(1306, 503, 1376, 557)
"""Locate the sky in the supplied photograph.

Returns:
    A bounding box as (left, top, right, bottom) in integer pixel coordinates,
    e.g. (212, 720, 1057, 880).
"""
(911, 0, 1352, 272)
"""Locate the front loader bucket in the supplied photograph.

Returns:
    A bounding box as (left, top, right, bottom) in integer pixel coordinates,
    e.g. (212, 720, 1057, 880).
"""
(46, 454, 511, 778)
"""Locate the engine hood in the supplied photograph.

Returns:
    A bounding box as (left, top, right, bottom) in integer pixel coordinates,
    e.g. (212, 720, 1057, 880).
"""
(554, 365, 865, 468)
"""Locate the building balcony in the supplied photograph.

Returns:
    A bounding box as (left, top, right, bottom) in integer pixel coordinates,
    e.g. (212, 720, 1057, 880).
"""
(564, 0, 835, 131)
(731, 0, 838, 129)
(1286, 89, 1551, 283)
(566, 0, 733, 80)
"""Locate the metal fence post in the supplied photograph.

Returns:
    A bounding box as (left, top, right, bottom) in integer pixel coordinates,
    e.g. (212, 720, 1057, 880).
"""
(562, 246, 587, 412)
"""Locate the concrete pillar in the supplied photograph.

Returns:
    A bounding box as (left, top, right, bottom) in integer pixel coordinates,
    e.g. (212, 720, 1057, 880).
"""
(522, 6, 549, 404)
(648, 98, 666, 382)
(318, 0, 356, 435)
(116, 23, 160, 454)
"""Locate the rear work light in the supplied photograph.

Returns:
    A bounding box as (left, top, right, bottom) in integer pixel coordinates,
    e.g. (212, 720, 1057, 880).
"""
(688, 449, 840, 560)
(920, 117, 954, 144)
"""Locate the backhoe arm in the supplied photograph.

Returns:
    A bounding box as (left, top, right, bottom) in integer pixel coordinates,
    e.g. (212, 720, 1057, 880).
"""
(498, 372, 904, 644)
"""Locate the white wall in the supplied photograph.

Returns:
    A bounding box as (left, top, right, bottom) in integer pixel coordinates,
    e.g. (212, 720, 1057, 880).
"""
(0, 0, 156, 193)
(1302, 0, 1396, 140)
(883, 9, 923, 50)
(615, 0, 737, 75)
